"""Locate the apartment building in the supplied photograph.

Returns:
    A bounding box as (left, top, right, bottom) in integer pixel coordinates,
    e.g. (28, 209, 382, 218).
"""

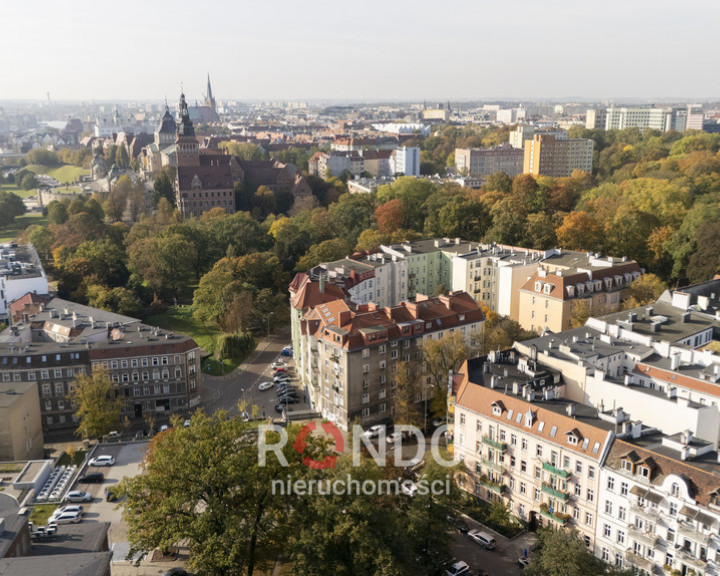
(454, 145, 524, 178)
(517, 256, 642, 333)
(390, 147, 421, 177)
(0, 244, 48, 323)
(605, 107, 677, 131)
(453, 352, 614, 548)
(597, 433, 720, 575)
(0, 296, 201, 430)
(585, 109, 608, 130)
(523, 134, 594, 177)
(0, 380, 43, 460)
(298, 292, 484, 429)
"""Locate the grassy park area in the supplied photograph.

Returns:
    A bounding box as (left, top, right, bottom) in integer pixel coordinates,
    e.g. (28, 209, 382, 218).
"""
(0, 212, 47, 242)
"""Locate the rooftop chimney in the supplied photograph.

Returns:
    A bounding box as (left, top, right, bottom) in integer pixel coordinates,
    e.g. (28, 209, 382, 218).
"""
(566, 403, 576, 417)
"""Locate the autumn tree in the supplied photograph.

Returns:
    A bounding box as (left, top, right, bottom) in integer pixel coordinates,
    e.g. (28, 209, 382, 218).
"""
(555, 211, 603, 252)
(392, 361, 423, 427)
(375, 199, 405, 234)
(71, 369, 123, 441)
(623, 274, 666, 309)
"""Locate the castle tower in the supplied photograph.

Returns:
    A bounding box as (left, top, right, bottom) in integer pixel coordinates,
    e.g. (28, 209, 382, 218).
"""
(176, 92, 199, 167)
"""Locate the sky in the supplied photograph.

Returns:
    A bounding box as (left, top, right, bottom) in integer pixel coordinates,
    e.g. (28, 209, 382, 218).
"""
(2, 0, 719, 102)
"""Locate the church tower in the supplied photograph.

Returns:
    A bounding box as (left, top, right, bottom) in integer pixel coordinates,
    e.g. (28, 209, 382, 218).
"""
(204, 74, 217, 113)
(176, 91, 199, 167)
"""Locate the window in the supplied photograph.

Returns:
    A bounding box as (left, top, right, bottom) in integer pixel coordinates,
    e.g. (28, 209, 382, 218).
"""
(361, 408, 370, 417)
(362, 394, 369, 404)
(41, 370, 49, 379)
(535, 466, 541, 480)
(521, 460, 527, 473)
(617, 530, 625, 545)
(588, 466, 595, 479)
(602, 547, 610, 562)
(618, 506, 626, 521)
(121, 360, 128, 368)
(607, 476, 615, 491)
(575, 461, 583, 474)
(460, 414, 466, 425)
(42, 383, 51, 396)
(521, 438, 528, 451)
(671, 483, 680, 497)
(620, 482, 628, 496)
(575, 483, 582, 497)
(587, 489, 594, 503)
(44, 400, 52, 411)
(362, 349, 370, 358)
(476, 420, 483, 433)
(585, 512, 593, 526)
(510, 434, 517, 446)
(534, 488, 540, 501)
(669, 502, 678, 517)
(536, 445, 543, 457)
(604, 524, 611, 538)
(604, 500, 613, 515)
(362, 364, 369, 373)
(520, 482, 527, 495)
(54, 382, 64, 395)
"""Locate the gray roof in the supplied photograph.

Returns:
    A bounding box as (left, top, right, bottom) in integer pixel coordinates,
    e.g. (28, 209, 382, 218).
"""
(0, 504, 29, 559)
(0, 552, 111, 576)
(30, 521, 109, 556)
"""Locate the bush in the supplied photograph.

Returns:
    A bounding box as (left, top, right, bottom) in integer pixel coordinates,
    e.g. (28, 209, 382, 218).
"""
(215, 331, 256, 360)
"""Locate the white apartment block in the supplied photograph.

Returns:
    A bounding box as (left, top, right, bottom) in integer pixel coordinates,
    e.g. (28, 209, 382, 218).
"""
(390, 147, 420, 176)
(0, 244, 48, 322)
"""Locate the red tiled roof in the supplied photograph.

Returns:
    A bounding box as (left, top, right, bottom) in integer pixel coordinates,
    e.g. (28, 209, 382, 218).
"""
(289, 274, 347, 311)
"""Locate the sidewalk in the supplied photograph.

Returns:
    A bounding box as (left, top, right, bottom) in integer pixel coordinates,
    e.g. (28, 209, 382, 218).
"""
(455, 509, 538, 558)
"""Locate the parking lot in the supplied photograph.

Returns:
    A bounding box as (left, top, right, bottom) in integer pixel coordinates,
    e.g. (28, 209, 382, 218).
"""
(68, 442, 147, 544)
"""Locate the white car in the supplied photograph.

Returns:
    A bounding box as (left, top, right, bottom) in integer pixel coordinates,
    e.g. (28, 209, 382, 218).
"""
(444, 561, 470, 576)
(49, 511, 82, 525)
(104, 431, 121, 441)
(51, 505, 84, 519)
(518, 557, 531, 568)
(65, 491, 92, 503)
(273, 374, 291, 383)
(88, 455, 115, 467)
(271, 361, 287, 369)
(183, 419, 191, 428)
(259, 381, 274, 391)
(361, 425, 385, 439)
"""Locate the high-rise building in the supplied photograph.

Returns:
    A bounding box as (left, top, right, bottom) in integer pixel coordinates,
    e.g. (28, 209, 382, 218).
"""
(523, 134, 594, 177)
(585, 109, 607, 130)
(455, 145, 524, 177)
(390, 146, 420, 176)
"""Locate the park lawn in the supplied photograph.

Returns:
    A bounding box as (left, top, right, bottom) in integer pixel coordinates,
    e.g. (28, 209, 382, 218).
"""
(0, 212, 48, 242)
(1, 183, 36, 198)
(25, 164, 89, 183)
(144, 306, 254, 376)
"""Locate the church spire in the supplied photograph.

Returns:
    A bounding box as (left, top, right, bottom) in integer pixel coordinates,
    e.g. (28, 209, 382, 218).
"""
(205, 74, 217, 113)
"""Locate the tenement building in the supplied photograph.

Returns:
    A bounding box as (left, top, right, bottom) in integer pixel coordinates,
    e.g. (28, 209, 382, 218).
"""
(453, 351, 614, 549)
(297, 292, 484, 429)
(0, 296, 201, 430)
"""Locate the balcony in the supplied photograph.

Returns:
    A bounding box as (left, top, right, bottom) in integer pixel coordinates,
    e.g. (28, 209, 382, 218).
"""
(630, 502, 660, 522)
(479, 476, 505, 494)
(482, 436, 507, 451)
(675, 546, 707, 569)
(541, 483, 570, 502)
(629, 526, 660, 548)
(625, 550, 654, 572)
(542, 461, 571, 479)
(481, 457, 505, 473)
(538, 504, 569, 526)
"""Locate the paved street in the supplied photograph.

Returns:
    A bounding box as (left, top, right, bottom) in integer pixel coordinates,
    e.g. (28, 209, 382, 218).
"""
(448, 518, 538, 576)
(201, 332, 312, 420)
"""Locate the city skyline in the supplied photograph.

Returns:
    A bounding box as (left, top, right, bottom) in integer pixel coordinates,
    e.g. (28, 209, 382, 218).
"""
(3, 0, 718, 102)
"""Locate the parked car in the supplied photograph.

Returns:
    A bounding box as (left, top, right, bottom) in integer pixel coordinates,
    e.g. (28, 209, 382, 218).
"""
(78, 472, 104, 483)
(51, 505, 84, 520)
(518, 557, 531, 568)
(444, 561, 470, 576)
(276, 385, 296, 394)
(278, 395, 300, 404)
(104, 431, 121, 442)
(361, 425, 385, 439)
(274, 404, 287, 413)
(65, 491, 92, 503)
(446, 514, 469, 534)
(159, 424, 170, 432)
(49, 511, 82, 525)
(467, 529, 496, 549)
(88, 455, 115, 467)
(280, 348, 293, 357)
(259, 381, 274, 391)
(271, 361, 286, 369)
(273, 373, 290, 381)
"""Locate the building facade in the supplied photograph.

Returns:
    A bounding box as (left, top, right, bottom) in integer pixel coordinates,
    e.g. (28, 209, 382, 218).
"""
(523, 134, 594, 177)
(454, 145, 524, 178)
(0, 244, 48, 323)
(298, 292, 484, 430)
(0, 297, 202, 430)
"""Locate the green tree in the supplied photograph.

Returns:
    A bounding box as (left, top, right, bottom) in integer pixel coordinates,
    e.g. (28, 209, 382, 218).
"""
(0, 191, 26, 226)
(105, 175, 133, 221)
(392, 361, 422, 427)
(122, 412, 321, 576)
(86, 285, 143, 317)
(220, 141, 265, 161)
(524, 528, 613, 576)
(20, 172, 39, 190)
(420, 331, 476, 416)
(127, 233, 198, 299)
(623, 273, 666, 309)
(152, 166, 176, 207)
(115, 144, 130, 169)
(70, 369, 123, 441)
(295, 238, 352, 272)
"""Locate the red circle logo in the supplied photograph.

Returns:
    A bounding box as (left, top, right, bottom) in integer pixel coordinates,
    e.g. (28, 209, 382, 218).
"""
(293, 421, 344, 469)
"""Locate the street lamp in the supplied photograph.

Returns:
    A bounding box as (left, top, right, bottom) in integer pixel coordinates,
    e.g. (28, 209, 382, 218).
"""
(265, 312, 275, 336)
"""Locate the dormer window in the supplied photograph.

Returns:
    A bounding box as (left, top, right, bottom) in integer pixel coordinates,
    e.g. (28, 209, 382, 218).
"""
(567, 286, 574, 297)
(535, 281, 542, 292)
(671, 483, 679, 497)
(524, 409, 535, 428)
(621, 460, 633, 473)
(638, 466, 650, 479)
(543, 284, 551, 295)
(567, 435, 578, 446)
(492, 405, 502, 416)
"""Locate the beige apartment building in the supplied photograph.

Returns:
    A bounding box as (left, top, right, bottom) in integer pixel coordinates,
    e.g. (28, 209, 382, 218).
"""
(0, 381, 43, 461)
(523, 134, 594, 177)
(298, 292, 485, 429)
(454, 353, 614, 548)
(517, 260, 642, 333)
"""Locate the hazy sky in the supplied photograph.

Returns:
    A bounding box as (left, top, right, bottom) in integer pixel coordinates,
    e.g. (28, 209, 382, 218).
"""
(2, 0, 718, 102)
